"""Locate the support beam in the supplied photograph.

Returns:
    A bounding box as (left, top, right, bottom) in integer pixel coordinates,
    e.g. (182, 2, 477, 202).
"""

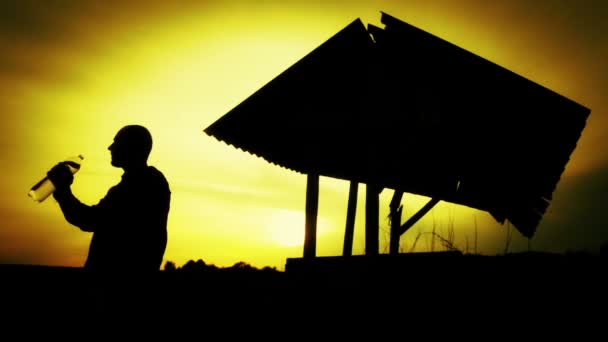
(304, 173, 319, 259)
(365, 184, 382, 255)
(399, 197, 441, 236)
(389, 191, 404, 255)
(343, 181, 358, 256)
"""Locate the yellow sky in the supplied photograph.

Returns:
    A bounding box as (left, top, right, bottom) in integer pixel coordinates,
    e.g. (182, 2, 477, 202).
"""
(0, 0, 605, 270)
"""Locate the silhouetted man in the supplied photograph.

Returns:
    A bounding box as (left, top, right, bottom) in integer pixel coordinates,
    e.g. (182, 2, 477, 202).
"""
(48, 125, 171, 273)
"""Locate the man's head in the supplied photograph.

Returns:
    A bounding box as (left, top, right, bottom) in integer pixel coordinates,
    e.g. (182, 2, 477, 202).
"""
(108, 125, 153, 168)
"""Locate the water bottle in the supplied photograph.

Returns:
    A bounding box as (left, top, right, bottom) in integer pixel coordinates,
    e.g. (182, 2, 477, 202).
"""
(28, 154, 84, 203)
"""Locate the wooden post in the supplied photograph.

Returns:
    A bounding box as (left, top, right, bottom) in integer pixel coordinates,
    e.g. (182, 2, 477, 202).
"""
(304, 173, 319, 259)
(343, 181, 358, 256)
(389, 191, 404, 255)
(365, 183, 381, 255)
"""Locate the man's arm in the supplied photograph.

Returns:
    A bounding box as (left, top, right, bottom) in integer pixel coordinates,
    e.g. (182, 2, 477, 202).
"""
(52, 188, 96, 232)
(48, 163, 97, 232)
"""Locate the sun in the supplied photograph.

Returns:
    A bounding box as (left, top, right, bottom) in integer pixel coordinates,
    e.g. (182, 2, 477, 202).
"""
(266, 208, 329, 247)
(266, 209, 305, 247)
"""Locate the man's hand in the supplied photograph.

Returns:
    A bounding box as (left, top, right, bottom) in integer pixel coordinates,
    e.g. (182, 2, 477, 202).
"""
(47, 162, 73, 191)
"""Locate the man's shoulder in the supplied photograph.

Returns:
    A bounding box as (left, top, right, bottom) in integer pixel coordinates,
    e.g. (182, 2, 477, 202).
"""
(147, 166, 166, 178)
(145, 166, 170, 191)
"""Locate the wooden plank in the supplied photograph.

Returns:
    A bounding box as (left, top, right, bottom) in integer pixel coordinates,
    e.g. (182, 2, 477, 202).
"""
(399, 197, 441, 236)
(343, 181, 358, 256)
(304, 173, 319, 258)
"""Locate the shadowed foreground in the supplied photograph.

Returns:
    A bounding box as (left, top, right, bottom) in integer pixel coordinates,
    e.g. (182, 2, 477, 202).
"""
(1, 252, 605, 335)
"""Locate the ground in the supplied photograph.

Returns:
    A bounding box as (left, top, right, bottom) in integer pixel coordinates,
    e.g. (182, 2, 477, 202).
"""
(1, 252, 604, 335)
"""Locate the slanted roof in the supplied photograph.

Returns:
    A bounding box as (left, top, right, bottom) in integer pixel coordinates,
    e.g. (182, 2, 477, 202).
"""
(205, 18, 374, 179)
(204, 12, 590, 238)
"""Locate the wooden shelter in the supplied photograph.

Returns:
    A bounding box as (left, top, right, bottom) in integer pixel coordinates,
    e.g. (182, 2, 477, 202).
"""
(204, 12, 590, 258)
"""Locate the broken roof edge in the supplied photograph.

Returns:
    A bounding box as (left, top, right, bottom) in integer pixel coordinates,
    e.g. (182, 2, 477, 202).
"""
(378, 11, 592, 117)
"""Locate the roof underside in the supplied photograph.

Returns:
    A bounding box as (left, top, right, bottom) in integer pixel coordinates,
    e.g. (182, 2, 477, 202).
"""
(204, 12, 591, 238)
